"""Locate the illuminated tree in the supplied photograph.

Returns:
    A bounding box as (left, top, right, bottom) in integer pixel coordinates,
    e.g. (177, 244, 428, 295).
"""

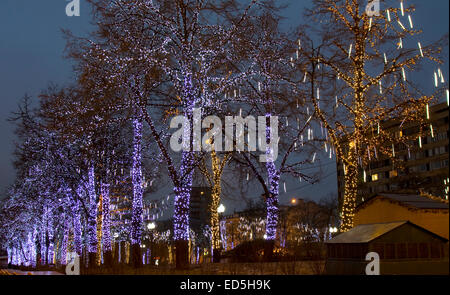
(298, 0, 447, 231)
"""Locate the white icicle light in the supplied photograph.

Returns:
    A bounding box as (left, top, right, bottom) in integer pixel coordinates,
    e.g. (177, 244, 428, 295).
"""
(434, 72, 438, 87)
(419, 136, 422, 148)
(384, 53, 388, 64)
(392, 144, 395, 157)
(397, 20, 406, 31)
(379, 81, 383, 94)
(400, 1, 404, 16)
(408, 15, 413, 29)
(430, 124, 434, 138)
(312, 152, 316, 163)
(284, 182, 287, 193)
(402, 67, 406, 81)
(369, 17, 373, 31)
(348, 44, 353, 58)
(303, 72, 307, 82)
(418, 42, 424, 57)
(426, 104, 430, 120)
(398, 38, 403, 49)
(363, 170, 367, 183)
(387, 9, 391, 22)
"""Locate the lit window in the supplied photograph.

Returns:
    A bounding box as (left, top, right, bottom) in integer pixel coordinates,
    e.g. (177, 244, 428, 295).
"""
(372, 174, 379, 181)
(389, 170, 398, 178)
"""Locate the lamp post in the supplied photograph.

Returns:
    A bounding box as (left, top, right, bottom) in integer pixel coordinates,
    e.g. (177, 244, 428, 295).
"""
(147, 222, 156, 264)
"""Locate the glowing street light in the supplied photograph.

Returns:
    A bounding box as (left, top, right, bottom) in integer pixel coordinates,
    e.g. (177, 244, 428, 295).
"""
(217, 204, 226, 213)
(147, 222, 156, 230)
(290, 198, 297, 205)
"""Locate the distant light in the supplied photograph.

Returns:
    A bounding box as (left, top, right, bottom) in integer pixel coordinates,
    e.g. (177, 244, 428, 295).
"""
(217, 204, 226, 213)
(263, 234, 267, 239)
(291, 198, 297, 205)
(147, 222, 156, 230)
(113, 232, 119, 238)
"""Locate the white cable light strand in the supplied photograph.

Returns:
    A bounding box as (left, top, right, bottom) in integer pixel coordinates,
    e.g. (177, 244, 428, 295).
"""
(397, 20, 406, 31)
(408, 15, 413, 29)
(418, 42, 424, 57)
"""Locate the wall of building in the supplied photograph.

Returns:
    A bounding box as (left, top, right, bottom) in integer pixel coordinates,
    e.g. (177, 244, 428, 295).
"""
(354, 199, 449, 239)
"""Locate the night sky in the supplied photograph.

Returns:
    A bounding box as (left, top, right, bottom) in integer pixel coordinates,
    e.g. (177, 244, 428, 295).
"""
(0, 1, 448, 211)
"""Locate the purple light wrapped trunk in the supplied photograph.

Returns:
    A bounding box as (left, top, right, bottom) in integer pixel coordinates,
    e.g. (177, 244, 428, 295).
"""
(101, 183, 112, 252)
(265, 114, 280, 241)
(87, 164, 98, 255)
(131, 116, 144, 246)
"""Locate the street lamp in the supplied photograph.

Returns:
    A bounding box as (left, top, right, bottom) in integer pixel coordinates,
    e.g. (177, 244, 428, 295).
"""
(147, 222, 156, 230)
(217, 204, 226, 213)
(147, 222, 156, 265)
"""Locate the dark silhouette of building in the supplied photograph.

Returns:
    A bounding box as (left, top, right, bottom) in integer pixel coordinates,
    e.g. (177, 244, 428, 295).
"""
(189, 187, 212, 233)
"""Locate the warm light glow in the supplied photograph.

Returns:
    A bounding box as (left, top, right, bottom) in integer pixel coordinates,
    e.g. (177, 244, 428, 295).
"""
(217, 204, 226, 213)
(147, 222, 156, 230)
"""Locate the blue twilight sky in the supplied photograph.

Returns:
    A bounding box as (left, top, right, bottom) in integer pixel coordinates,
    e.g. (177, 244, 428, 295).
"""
(0, 1, 448, 211)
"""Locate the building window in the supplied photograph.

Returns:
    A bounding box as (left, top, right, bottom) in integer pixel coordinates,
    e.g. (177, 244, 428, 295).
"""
(389, 170, 398, 178)
(372, 174, 379, 181)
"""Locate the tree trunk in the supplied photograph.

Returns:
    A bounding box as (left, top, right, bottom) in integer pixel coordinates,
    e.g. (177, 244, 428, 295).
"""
(175, 240, 189, 269)
(341, 160, 358, 232)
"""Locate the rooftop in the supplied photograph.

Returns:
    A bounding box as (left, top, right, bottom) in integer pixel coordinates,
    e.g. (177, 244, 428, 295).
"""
(326, 221, 448, 244)
(358, 193, 449, 210)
